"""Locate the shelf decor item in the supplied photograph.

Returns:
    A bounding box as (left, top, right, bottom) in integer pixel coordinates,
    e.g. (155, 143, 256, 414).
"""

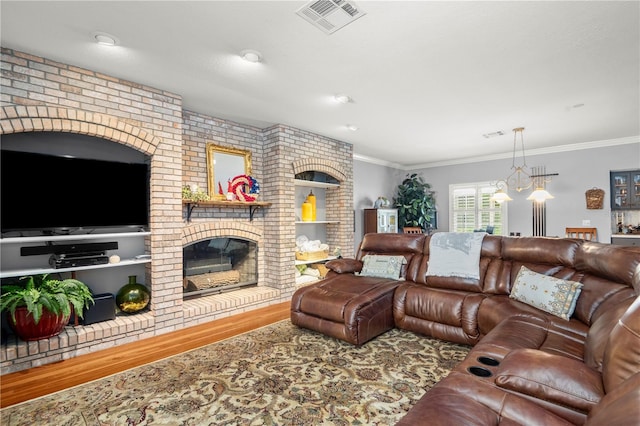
(116, 275, 150, 314)
(0, 273, 94, 341)
(182, 184, 210, 202)
(301, 198, 313, 221)
(307, 190, 317, 221)
(229, 174, 260, 202)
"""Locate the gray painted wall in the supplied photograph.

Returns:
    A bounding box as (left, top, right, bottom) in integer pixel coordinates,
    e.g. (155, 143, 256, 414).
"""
(353, 160, 400, 251)
(354, 141, 639, 248)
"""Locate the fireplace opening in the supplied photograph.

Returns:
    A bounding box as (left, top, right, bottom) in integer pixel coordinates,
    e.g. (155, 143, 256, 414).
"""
(183, 238, 257, 299)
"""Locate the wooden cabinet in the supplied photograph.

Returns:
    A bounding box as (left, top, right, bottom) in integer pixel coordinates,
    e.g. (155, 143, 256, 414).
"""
(611, 170, 640, 210)
(363, 208, 398, 234)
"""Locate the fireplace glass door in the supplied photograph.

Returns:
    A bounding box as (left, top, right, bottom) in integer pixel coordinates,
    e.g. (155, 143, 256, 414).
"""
(183, 238, 257, 298)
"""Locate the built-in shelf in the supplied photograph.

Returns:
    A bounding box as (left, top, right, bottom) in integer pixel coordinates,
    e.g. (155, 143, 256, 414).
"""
(295, 255, 337, 266)
(1, 231, 151, 279)
(183, 200, 271, 222)
(295, 221, 340, 225)
(294, 179, 339, 189)
(0, 231, 151, 244)
(0, 257, 152, 279)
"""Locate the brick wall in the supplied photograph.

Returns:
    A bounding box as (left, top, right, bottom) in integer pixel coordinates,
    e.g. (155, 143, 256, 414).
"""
(0, 48, 353, 373)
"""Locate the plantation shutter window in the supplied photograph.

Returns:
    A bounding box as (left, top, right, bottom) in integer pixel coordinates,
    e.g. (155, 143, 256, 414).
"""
(450, 182, 507, 235)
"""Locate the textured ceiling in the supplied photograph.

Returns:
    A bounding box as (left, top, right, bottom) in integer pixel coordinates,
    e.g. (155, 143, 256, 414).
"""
(1, 1, 638, 167)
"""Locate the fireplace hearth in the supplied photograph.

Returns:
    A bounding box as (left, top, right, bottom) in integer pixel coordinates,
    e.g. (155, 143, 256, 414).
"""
(183, 238, 258, 298)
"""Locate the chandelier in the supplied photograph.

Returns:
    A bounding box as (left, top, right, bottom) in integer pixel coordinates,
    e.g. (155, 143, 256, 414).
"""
(491, 127, 558, 203)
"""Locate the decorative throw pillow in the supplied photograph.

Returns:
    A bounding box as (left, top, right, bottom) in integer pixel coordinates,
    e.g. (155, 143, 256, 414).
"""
(357, 255, 406, 280)
(510, 266, 583, 320)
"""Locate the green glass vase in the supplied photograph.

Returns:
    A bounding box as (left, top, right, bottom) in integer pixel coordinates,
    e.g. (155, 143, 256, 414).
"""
(116, 275, 150, 314)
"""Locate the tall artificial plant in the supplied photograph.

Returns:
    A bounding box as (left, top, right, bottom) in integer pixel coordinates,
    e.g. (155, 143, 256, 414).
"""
(393, 173, 436, 231)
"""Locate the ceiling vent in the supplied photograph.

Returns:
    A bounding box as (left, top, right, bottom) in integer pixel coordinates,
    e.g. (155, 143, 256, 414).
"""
(483, 131, 505, 139)
(296, 0, 367, 35)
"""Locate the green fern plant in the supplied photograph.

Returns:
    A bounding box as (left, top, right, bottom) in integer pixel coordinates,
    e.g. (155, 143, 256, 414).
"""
(1, 274, 94, 324)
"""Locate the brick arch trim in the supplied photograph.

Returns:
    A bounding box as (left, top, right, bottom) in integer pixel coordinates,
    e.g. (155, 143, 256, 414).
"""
(292, 158, 347, 182)
(0, 106, 161, 156)
(182, 222, 263, 246)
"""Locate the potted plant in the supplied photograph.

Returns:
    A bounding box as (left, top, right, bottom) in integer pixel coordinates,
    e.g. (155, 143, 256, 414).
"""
(393, 173, 436, 232)
(0, 273, 94, 341)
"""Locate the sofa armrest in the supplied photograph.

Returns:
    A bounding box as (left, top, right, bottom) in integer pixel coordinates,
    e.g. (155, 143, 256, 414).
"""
(325, 258, 362, 274)
(495, 348, 604, 412)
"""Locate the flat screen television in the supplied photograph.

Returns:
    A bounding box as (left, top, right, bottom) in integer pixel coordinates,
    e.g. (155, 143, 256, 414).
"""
(1, 149, 150, 234)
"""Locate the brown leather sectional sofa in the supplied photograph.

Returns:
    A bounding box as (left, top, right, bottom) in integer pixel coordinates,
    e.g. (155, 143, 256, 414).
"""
(291, 233, 640, 425)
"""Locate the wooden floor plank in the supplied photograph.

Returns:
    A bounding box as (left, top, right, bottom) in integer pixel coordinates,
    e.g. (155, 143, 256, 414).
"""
(0, 301, 291, 408)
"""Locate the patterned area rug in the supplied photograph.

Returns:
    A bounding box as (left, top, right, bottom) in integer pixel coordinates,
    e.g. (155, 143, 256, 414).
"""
(1, 321, 470, 425)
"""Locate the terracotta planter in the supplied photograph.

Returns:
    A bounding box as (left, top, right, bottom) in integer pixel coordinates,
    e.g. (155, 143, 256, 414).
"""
(9, 306, 70, 341)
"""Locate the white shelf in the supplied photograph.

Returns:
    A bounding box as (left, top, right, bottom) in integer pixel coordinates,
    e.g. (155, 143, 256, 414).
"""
(295, 256, 337, 266)
(0, 257, 152, 279)
(294, 179, 339, 189)
(295, 274, 322, 286)
(0, 231, 151, 244)
(295, 221, 340, 224)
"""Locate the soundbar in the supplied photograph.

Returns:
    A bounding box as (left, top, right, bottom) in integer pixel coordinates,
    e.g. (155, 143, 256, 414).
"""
(21, 241, 118, 256)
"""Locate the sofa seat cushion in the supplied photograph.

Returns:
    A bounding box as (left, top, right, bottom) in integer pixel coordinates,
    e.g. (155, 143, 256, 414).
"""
(291, 274, 403, 345)
(495, 349, 604, 413)
(295, 275, 398, 323)
(397, 372, 575, 426)
(471, 315, 550, 360)
(394, 283, 485, 345)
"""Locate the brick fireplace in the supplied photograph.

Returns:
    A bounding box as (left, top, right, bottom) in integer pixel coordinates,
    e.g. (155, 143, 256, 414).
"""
(0, 48, 354, 374)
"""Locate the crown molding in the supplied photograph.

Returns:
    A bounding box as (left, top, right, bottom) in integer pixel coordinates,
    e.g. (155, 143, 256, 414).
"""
(352, 153, 403, 169)
(353, 135, 639, 170)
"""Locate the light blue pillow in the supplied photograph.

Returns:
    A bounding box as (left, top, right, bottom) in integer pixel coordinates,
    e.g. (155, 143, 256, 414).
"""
(510, 266, 583, 320)
(357, 255, 406, 280)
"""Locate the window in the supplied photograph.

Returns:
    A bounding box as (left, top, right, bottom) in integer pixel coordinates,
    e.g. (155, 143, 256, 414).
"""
(450, 182, 507, 235)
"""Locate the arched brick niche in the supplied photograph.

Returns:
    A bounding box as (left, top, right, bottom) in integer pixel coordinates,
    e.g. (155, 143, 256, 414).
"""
(182, 221, 263, 246)
(0, 106, 161, 155)
(0, 105, 184, 328)
(292, 158, 348, 182)
(182, 221, 266, 293)
(292, 157, 354, 260)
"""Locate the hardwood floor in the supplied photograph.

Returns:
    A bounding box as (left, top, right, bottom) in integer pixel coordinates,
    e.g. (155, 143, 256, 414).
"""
(0, 301, 291, 408)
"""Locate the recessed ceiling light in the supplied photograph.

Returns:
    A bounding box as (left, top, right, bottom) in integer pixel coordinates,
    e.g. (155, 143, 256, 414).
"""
(240, 49, 263, 63)
(93, 32, 118, 46)
(334, 94, 351, 104)
(347, 124, 358, 131)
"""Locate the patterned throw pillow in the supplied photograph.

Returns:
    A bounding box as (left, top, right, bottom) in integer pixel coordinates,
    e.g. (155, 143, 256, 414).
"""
(510, 266, 584, 320)
(357, 255, 406, 280)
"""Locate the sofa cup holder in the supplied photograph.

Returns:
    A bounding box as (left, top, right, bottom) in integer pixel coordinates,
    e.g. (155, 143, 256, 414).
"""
(467, 366, 493, 377)
(477, 356, 500, 367)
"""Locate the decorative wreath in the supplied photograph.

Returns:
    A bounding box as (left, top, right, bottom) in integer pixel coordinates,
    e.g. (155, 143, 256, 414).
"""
(230, 174, 260, 202)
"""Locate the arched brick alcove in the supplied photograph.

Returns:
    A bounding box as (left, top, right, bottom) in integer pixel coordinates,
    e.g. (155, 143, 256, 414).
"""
(292, 157, 348, 182)
(0, 106, 161, 155)
(0, 104, 185, 347)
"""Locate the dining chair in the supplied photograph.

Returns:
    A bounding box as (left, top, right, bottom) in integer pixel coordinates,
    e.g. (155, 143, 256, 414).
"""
(403, 227, 423, 234)
(565, 227, 598, 241)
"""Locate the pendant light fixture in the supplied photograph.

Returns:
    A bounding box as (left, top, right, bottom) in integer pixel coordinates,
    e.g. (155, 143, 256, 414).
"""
(490, 127, 558, 203)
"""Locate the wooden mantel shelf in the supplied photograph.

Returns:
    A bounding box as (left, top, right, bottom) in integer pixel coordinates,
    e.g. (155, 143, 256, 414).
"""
(183, 200, 271, 222)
